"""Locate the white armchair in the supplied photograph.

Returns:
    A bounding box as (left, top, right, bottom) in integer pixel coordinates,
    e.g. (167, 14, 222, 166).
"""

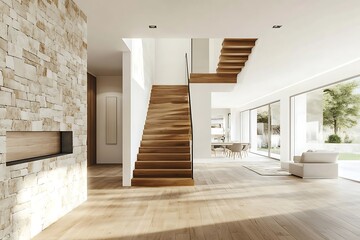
(289, 151, 339, 178)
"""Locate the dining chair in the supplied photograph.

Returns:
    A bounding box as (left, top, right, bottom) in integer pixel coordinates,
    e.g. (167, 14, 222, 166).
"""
(228, 143, 243, 159)
(241, 143, 250, 158)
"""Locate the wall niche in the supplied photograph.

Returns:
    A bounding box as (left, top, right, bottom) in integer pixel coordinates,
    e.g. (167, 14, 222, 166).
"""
(6, 131, 73, 166)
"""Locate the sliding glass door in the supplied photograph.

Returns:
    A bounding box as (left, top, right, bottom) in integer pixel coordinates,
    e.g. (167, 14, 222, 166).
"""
(250, 101, 281, 159)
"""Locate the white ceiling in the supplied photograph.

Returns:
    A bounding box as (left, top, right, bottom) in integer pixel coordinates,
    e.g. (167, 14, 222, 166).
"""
(76, 0, 360, 107)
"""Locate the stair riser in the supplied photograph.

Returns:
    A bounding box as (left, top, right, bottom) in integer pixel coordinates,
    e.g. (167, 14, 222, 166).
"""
(146, 116, 190, 121)
(143, 130, 190, 135)
(135, 162, 191, 169)
(147, 108, 189, 112)
(146, 113, 190, 118)
(145, 122, 190, 126)
(137, 159, 190, 162)
(133, 171, 192, 178)
(145, 125, 190, 129)
(152, 85, 187, 88)
(138, 154, 190, 161)
(141, 142, 190, 147)
(148, 106, 189, 110)
(151, 96, 188, 100)
(151, 94, 188, 98)
(147, 108, 190, 115)
(132, 179, 194, 187)
(139, 147, 190, 153)
(149, 105, 189, 110)
(145, 121, 190, 125)
(142, 135, 190, 141)
(150, 100, 189, 104)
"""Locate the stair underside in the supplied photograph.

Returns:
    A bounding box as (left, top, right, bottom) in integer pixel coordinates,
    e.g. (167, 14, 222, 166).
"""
(190, 38, 257, 83)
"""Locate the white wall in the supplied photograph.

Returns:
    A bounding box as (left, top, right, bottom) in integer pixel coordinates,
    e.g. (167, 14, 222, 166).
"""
(155, 39, 191, 85)
(192, 84, 236, 159)
(96, 76, 123, 164)
(192, 39, 209, 73)
(122, 39, 156, 186)
(209, 38, 223, 73)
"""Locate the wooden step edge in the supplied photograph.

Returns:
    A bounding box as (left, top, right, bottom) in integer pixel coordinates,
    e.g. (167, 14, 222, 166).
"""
(133, 171, 192, 178)
(138, 153, 190, 156)
(131, 178, 194, 187)
(137, 159, 191, 162)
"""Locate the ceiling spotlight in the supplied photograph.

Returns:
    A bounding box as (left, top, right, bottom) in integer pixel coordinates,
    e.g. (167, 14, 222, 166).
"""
(272, 25, 282, 29)
(149, 25, 157, 29)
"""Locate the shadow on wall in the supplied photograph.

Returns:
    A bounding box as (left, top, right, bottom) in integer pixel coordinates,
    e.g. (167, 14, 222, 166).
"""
(131, 39, 145, 89)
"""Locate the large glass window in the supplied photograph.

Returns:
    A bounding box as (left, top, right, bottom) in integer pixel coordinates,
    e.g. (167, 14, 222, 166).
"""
(291, 77, 360, 181)
(270, 102, 281, 159)
(250, 102, 281, 159)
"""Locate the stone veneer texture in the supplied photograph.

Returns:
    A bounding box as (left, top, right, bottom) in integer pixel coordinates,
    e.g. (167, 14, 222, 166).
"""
(0, 0, 87, 239)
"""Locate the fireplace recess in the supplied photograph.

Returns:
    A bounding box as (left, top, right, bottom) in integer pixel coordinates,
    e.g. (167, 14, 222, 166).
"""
(6, 131, 73, 166)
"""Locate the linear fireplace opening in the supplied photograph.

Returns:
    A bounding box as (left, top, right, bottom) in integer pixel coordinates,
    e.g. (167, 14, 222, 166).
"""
(6, 131, 73, 166)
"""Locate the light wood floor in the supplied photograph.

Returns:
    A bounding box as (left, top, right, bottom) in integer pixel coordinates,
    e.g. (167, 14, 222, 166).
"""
(33, 155, 360, 240)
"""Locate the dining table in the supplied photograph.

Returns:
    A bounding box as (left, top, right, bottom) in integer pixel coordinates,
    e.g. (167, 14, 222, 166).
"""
(211, 142, 234, 147)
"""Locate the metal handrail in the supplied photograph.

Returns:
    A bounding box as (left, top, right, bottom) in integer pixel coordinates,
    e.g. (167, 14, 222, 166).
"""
(185, 53, 194, 179)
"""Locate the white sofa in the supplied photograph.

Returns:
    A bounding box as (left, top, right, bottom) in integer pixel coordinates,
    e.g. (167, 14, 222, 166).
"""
(289, 151, 339, 178)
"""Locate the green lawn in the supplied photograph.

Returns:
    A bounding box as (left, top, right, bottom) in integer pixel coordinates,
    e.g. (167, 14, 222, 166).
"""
(338, 153, 360, 160)
(257, 149, 360, 160)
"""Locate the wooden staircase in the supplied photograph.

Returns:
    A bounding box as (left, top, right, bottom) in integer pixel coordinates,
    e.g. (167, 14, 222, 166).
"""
(190, 38, 257, 83)
(131, 85, 194, 187)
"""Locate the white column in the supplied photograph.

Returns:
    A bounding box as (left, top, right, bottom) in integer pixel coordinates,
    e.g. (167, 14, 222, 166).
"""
(241, 110, 250, 143)
(250, 110, 257, 152)
(280, 97, 290, 169)
(230, 109, 240, 142)
(294, 94, 308, 155)
(122, 52, 132, 186)
(191, 85, 211, 158)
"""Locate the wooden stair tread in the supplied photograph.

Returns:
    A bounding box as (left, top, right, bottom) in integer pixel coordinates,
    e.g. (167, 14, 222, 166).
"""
(219, 56, 249, 63)
(133, 169, 192, 178)
(142, 136, 190, 141)
(131, 178, 194, 187)
(216, 68, 242, 74)
(222, 38, 257, 48)
(138, 153, 190, 161)
(135, 161, 191, 169)
(141, 142, 190, 147)
(143, 130, 190, 135)
(139, 147, 190, 153)
(221, 48, 252, 55)
(142, 139, 190, 142)
(152, 85, 187, 88)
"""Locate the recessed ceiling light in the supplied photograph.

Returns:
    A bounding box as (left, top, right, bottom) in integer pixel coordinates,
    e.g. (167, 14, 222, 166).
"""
(149, 25, 157, 29)
(272, 25, 282, 29)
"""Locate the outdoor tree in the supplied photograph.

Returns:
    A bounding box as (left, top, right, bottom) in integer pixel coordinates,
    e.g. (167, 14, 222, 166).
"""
(323, 81, 360, 139)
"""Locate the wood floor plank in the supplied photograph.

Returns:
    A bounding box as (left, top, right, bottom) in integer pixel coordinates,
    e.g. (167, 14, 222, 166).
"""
(33, 156, 360, 240)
